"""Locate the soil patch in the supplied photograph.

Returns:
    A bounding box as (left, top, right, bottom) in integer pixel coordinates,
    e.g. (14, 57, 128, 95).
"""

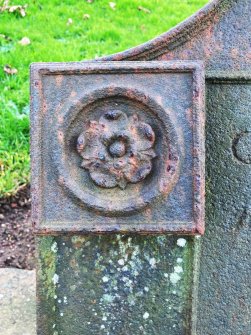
(0, 185, 35, 269)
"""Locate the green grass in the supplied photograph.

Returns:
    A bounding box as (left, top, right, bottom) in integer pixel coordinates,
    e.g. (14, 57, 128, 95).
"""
(0, 0, 208, 197)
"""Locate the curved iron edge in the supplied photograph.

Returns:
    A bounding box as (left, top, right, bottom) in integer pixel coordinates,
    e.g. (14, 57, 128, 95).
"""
(97, 0, 232, 61)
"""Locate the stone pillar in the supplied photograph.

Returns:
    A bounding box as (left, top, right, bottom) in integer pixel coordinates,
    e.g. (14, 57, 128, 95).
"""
(31, 62, 205, 334)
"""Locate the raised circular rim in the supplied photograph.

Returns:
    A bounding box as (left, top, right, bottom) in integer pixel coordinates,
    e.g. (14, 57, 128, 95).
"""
(53, 86, 181, 214)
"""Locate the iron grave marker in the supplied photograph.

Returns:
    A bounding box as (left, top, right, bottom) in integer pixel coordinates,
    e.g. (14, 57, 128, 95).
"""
(31, 61, 204, 335)
(31, 0, 251, 334)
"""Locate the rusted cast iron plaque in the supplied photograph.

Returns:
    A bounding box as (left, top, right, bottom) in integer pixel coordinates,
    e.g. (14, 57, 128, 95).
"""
(30, 61, 205, 234)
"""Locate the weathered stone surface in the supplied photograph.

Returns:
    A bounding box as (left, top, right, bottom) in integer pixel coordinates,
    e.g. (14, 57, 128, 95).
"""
(0, 268, 36, 335)
(198, 81, 251, 334)
(37, 235, 200, 335)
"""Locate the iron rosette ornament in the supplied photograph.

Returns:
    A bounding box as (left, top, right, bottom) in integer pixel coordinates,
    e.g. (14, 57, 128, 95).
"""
(77, 110, 156, 189)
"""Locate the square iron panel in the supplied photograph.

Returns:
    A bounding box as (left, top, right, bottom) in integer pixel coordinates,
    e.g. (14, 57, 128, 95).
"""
(30, 61, 205, 234)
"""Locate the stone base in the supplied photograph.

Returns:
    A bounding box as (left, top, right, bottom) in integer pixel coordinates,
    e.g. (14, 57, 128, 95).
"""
(0, 268, 36, 335)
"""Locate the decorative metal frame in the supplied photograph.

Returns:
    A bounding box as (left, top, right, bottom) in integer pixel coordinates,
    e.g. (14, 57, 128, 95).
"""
(30, 61, 205, 234)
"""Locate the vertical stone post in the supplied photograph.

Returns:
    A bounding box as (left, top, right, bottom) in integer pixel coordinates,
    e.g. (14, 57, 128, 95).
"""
(31, 62, 205, 334)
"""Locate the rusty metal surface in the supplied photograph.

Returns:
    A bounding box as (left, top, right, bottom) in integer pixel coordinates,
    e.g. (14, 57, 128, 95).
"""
(32, 0, 251, 333)
(101, 0, 250, 72)
(30, 61, 205, 235)
(76, 110, 157, 190)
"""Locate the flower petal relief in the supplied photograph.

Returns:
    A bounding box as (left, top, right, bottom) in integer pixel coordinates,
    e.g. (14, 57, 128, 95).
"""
(77, 110, 156, 189)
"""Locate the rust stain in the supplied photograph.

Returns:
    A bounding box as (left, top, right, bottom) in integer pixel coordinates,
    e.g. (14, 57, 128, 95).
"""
(55, 75, 64, 87)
